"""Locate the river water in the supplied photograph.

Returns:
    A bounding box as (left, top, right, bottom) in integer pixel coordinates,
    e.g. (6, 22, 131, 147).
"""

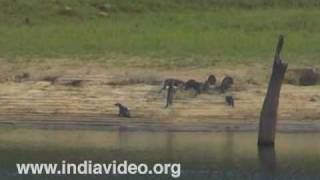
(0, 128, 319, 179)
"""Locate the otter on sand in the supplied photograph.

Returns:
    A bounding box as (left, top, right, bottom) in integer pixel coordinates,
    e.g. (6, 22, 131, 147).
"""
(203, 74, 217, 91)
(160, 78, 184, 92)
(184, 79, 203, 95)
(164, 84, 175, 108)
(299, 68, 318, 86)
(114, 103, 131, 118)
(219, 76, 234, 93)
(225, 96, 235, 107)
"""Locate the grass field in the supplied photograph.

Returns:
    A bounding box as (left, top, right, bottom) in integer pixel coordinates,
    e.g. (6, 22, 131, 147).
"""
(0, 0, 320, 67)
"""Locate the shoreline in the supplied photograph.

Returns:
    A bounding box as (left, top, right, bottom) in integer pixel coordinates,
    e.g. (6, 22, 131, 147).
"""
(0, 113, 319, 133)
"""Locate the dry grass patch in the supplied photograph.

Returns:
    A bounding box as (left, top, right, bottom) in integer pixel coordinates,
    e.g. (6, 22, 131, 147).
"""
(108, 70, 162, 86)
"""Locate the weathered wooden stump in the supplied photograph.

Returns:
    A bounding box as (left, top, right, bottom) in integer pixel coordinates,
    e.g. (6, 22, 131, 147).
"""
(258, 146, 277, 177)
(258, 35, 288, 146)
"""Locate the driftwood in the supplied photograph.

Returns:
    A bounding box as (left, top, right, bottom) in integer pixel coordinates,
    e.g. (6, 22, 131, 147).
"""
(258, 35, 288, 146)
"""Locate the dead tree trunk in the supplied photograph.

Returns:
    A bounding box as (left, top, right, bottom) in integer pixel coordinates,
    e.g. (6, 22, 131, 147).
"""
(258, 146, 277, 177)
(258, 35, 288, 146)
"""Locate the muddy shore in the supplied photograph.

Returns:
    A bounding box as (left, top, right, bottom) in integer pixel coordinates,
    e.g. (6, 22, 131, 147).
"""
(0, 113, 319, 132)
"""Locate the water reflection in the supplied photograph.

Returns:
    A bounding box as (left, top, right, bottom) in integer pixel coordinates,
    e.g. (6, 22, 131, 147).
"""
(258, 146, 277, 178)
(165, 132, 175, 161)
(0, 128, 319, 180)
(118, 130, 129, 148)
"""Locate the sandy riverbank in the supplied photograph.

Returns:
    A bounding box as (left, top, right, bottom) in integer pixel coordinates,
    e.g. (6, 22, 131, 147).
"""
(0, 62, 319, 131)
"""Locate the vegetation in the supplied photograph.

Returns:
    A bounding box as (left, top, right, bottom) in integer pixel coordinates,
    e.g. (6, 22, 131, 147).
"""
(0, 0, 320, 67)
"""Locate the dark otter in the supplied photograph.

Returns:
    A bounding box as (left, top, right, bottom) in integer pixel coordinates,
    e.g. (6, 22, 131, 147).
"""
(114, 103, 131, 118)
(184, 79, 202, 95)
(219, 76, 234, 93)
(160, 78, 184, 92)
(203, 74, 217, 91)
(225, 96, 235, 107)
(165, 84, 175, 108)
(299, 68, 318, 86)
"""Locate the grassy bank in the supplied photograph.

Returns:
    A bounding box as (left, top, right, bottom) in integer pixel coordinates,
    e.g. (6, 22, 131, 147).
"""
(0, 0, 320, 67)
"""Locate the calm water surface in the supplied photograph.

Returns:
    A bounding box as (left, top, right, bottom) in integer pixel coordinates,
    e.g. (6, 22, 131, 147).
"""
(0, 127, 319, 180)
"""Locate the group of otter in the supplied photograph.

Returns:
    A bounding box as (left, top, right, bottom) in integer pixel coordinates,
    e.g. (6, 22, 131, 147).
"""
(115, 74, 235, 118)
(161, 75, 234, 108)
(161, 74, 233, 94)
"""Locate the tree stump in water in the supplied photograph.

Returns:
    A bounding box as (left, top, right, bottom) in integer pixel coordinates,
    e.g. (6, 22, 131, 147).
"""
(258, 35, 288, 146)
(258, 146, 277, 176)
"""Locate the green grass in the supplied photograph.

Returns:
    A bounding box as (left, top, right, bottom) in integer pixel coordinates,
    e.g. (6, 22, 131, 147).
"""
(0, 0, 320, 67)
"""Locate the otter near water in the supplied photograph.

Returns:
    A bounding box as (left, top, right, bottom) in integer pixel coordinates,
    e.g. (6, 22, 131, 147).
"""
(114, 103, 131, 118)
(160, 78, 184, 92)
(219, 76, 234, 93)
(203, 74, 217, 91)
(225, 96, 235, 107)
(184, 79, 203, 95)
